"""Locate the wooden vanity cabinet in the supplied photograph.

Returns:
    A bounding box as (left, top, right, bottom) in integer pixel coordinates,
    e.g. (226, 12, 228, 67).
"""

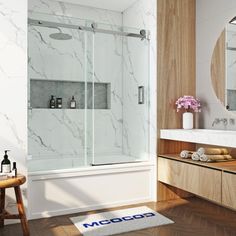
(158, 157, 222, 203)
(222, 172, 236, 210)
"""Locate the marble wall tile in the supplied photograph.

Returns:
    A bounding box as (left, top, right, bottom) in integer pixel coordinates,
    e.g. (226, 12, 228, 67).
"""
(122, 36, 150, 159)
(123, 0, 157, 158)
(28, 0, 123, 163)
(28, 0, 122, 26)
(28, 109, 122, 166)
(28, 109, 86, 158)
(28, 25, 86, 82)
(0, 0, 27, 221)
(28, 0, 156, 166)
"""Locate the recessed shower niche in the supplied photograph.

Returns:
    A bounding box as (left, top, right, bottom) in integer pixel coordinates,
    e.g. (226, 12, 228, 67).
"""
(30, 79, 111, 109)
(28, 12, 150, 170)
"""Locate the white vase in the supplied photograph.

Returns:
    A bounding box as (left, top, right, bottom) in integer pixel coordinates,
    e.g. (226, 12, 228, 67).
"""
(183, 112, 193, 129)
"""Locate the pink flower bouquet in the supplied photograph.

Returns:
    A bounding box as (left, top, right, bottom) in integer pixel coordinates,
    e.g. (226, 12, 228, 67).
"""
(176, 95, 201, 112)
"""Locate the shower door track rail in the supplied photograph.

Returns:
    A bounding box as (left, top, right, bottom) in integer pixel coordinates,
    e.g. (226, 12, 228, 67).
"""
(28, 18, 149, 40)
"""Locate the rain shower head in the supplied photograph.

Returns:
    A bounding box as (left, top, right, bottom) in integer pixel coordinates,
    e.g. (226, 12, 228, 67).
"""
(49, 27, 72, 40)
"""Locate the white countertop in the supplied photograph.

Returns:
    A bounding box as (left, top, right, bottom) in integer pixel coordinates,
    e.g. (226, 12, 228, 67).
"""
(160, 129, 236, 148)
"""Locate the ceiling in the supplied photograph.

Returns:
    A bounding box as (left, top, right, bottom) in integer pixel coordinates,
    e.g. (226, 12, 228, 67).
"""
(54, 0, 137, 12)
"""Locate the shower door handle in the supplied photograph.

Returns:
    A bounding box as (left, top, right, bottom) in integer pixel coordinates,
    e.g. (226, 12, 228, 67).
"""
(138, 86, 144, 104)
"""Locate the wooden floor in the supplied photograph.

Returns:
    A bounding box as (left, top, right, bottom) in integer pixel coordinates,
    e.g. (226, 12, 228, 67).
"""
(1, 197, 236, 236)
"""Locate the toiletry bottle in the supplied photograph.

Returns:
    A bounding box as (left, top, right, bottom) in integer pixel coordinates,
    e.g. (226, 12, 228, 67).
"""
(12, 162, 17, 177)
(56, 98, 62, 108)
(1, 150, 11, 173)
(49, 95, 56, 108)
(70, 96, 76, 109)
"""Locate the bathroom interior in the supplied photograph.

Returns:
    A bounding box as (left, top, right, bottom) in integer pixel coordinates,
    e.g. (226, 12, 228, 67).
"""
(1, 0, 236, 235)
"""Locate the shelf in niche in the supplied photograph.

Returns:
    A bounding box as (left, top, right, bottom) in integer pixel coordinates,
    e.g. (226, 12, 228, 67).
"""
(30, 79, 111, 109)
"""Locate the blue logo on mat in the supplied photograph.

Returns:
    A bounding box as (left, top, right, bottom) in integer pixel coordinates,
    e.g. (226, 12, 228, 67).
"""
(83, 212, 156, 228)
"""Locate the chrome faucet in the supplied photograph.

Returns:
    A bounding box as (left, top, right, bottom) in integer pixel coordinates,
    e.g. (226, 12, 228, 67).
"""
(212, 118, 228, 127)
(212, 118, 220, 127)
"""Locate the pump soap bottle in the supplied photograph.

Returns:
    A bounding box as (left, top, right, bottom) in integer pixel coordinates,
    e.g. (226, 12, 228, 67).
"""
(70, 96, 76, 109)
(1, 150, 11, 173)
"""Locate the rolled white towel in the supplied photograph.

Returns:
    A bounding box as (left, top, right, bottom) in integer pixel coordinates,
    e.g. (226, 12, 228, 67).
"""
(197, 147, 229, 156)
(200, 154, 233, 162)
(191, 152, 200, 161)
(180, 150, 193, 159)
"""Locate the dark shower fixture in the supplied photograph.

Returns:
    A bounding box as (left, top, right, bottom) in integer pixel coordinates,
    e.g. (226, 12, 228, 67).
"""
(49, 27, 72, 40)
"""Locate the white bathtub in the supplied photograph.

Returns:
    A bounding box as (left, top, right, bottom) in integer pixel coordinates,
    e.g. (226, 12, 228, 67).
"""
(27, 154, 150, 172)
(27, 158, 156, 219)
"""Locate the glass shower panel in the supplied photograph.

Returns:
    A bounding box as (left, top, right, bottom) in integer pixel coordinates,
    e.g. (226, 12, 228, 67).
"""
(28, 21, 88, 171)
(28, 13, 150, 170)
(122, 33, 150, 162)
(92, 30, 123, 165)
(91, 25, 150, 165)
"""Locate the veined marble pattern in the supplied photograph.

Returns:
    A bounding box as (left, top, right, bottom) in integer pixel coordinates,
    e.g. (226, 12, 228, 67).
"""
(28, 25, 86, 82)
(28, 109, 86, 158)
(28, 0, 122, 26)
(0, 2, 27, 161)
(28, 0, 156, 166)
(28, 109, 122, 162)
(28, 1, 124, 163)
(0, 1, 27, 78)
(123, 0, 157, 157)
(122, 36, 150, 159)
(0, 0, 27, 218)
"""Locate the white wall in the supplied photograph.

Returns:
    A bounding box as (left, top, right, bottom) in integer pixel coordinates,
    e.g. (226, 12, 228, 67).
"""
(0, 0, 27, 220)
(196, 0, 236, 130)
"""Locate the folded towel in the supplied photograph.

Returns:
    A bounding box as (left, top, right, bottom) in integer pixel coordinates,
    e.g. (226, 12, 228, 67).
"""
(191, 152, 200, 161)
(180, 150, 193, 159)
(200, 154, 233, 162)
(197, 147, 229, 156)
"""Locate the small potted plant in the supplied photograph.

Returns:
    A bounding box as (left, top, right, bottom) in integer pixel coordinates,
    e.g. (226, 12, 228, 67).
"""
(175, 95, 201, 129)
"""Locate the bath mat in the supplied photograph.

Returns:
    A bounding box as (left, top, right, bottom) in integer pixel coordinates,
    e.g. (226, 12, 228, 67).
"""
(70, 206, 174, 236)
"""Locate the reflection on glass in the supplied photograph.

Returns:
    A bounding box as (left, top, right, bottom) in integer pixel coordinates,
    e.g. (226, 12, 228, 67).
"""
(226, 20, 236, 111)
(27, 12, 150, 171)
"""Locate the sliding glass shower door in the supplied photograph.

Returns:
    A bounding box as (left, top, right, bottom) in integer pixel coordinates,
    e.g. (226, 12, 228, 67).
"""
(91, 25, 150, 165)
(28, 13, 150, 171)
(28, 16, 94, 171)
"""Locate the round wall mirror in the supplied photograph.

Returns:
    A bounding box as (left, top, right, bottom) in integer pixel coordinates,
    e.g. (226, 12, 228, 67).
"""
(211, 16, 236, 112)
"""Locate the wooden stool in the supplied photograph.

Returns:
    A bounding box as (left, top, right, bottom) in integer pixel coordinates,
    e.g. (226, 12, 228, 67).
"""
(0, 175, 29, 236)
